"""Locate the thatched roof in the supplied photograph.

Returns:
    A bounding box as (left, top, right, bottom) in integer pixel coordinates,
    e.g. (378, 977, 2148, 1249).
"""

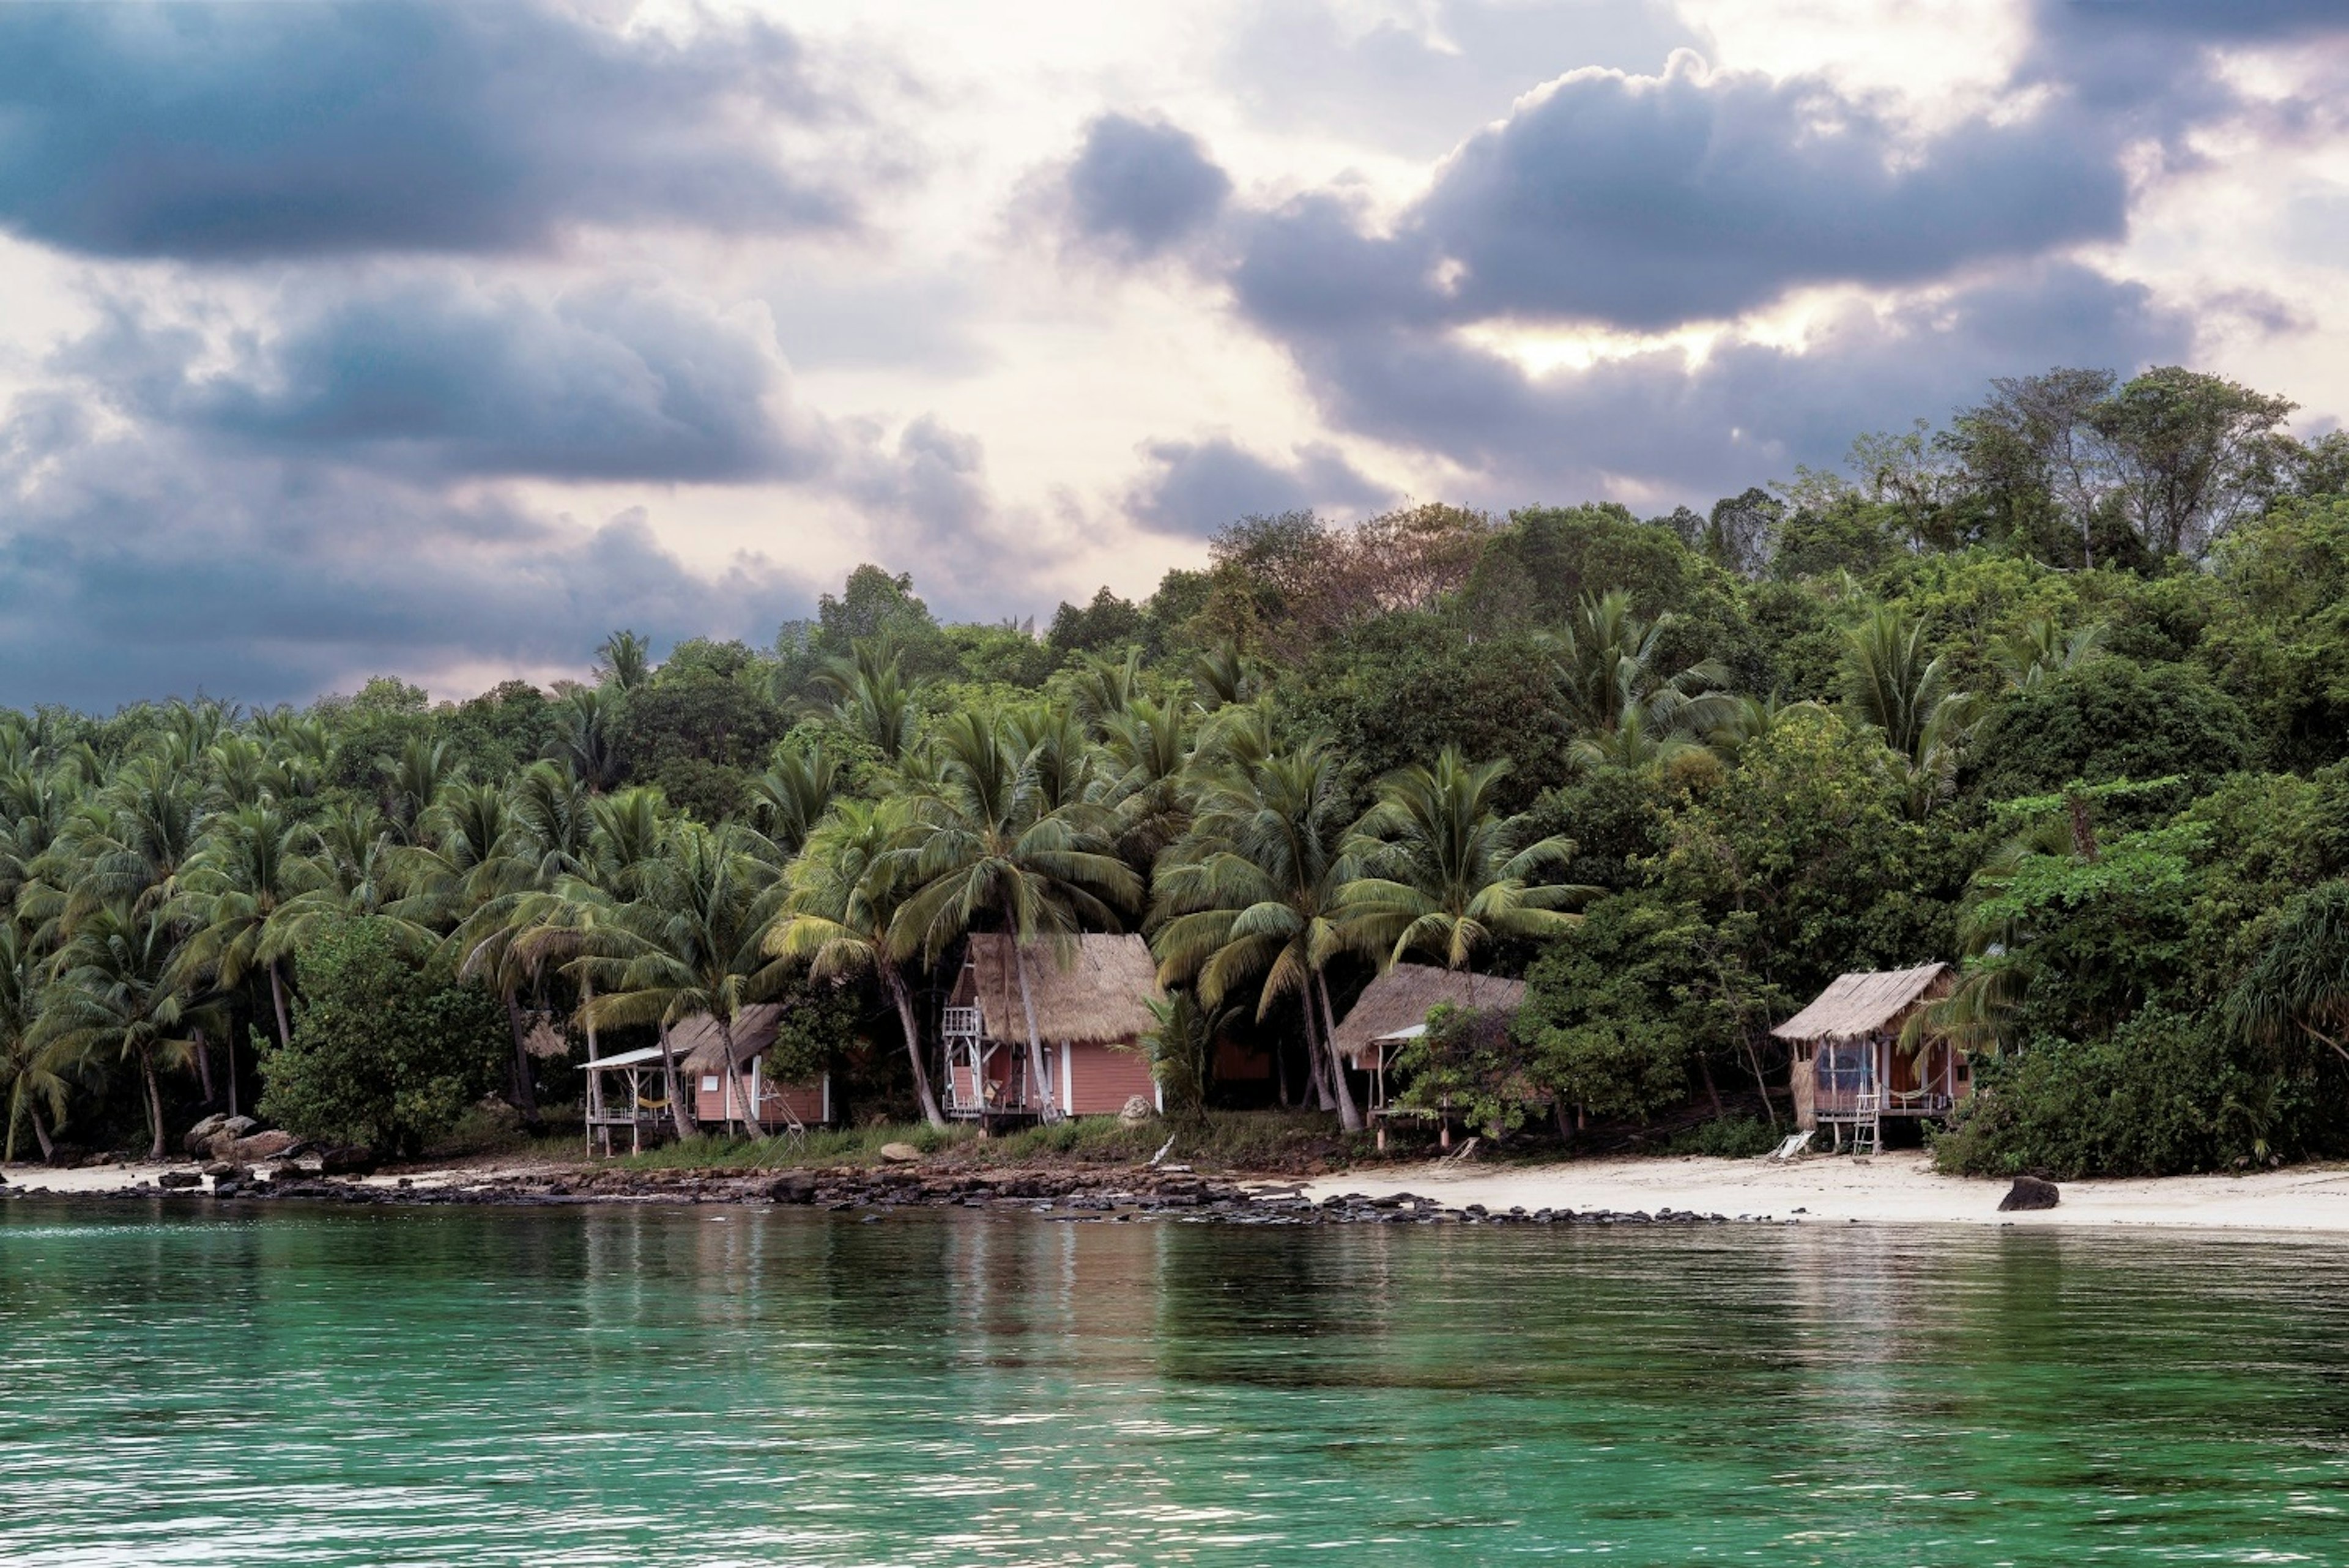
(674, 1003, 791, 1073)
(1770, 964, 1952, 1042)
(1330, 965, 1527, 1069)
(956, 934, 1162, 1046)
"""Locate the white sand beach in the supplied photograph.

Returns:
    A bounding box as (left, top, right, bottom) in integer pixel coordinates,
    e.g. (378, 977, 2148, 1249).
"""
(1297, 1155, 2349, 1233)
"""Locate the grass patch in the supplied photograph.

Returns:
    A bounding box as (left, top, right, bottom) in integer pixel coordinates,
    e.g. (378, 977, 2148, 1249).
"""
(1658, 1114, 1783, 1159)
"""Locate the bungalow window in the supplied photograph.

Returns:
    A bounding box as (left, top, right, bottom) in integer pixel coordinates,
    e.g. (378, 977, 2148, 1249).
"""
(1817, 1040, 1874, 1095)
(699, 1076, 721, 1094)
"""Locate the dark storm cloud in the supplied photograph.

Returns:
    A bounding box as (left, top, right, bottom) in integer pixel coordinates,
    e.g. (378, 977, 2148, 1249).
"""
(1274, 262, 2192, 505)
(1064, 114, 1233, 257)
(0, 401, 822, 709)
(1127, 437, 1392, 537)
(0, 1, 853, 260)
(1230, 55, 2128, 335)
(69, 278, 829, 483)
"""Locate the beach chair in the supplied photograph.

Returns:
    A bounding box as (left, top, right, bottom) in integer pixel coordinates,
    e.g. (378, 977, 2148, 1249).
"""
(1768, 1129, 1814, 1161)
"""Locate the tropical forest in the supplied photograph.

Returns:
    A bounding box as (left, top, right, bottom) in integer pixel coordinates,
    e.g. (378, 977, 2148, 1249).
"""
(8, 365, 2349, 1181)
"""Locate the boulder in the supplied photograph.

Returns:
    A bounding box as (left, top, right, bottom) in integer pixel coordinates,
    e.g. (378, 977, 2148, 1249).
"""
(878, 1142, 922, 1164)
(221, 1115, 259, 1140)
(157, 1170, 202, 1191)
(228, 1131, 300, 1162)
(316, 1145, 378, 1177)
(182, 1113, 230, 1155)
(765, 1173, 817, 1204)
(1998, 1175, 2061, 1212)
(201, 1160, 244, 1180)
(1118, 1096, 1155, 1125)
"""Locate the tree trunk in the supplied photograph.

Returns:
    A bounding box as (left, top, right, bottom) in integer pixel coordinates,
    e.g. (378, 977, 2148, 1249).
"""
(225, 1024, 238, 1120)
(1313, 972, 1365, 1133)
(888, 968, 948, 1128)
(1275, 1036, 1293, 1107)
(1302, 995, 1335, 1110)
(1696, 1050, 1724, 1117)
(718, 1014, 747, 1138)
(658, 1020, 694, 1140)
(139, 1046, 166, 1162)
(1742, 1030, 1779, 1128)
(193, 1027, 215, 1104)
(267, 959, 294, 1050)
(1012, 938, 1058, 1123)
(503, 992, 540, 1124)
(26, 1099, 54, 1162)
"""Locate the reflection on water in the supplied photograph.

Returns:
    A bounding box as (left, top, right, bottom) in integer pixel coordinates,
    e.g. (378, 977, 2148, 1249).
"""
(4, 1202, 2347, 1565)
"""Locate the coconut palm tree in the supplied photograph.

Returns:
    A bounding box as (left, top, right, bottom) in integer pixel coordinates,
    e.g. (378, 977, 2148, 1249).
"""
(0, 922, 65, 1162)
(1842, 604, 1983, 817)
(746, 740, 841, 855)
(1152, 739, 1366, 1129)
(32, 904, 202, 1161)
(1994, 615, 2105, 692)
(2227, 880, 2349, 1067)
(816, 639, 923, 764)
(894, 710, 1141, 1121)
(1548, 589, 1729, 736)
(595, 629, 654, 692)
(573, 820, 793, 1138)
(171, 804, 319, 1051)
(766, 797, 947, 1128)
(1339, 748, 1590, 971)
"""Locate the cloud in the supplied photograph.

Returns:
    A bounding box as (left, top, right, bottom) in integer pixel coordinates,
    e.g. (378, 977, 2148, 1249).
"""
(1222, 0, 1699, 158)
(1126, 436, 1392, 537)
(64, 276, 832, 483)
(1231, 52, 2128, 334)
(0, 396, 822, 708)
(1063, 114, 1232, 258)
(0, 1, 855, 260)
(1264, 261, 2194, 506)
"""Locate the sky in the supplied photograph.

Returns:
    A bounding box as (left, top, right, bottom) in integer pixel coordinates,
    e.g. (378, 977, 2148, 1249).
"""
(2, 0, 2347, 710)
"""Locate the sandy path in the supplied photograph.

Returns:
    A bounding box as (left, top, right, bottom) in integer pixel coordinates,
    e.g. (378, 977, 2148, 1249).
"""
(1298, 1155, 2349, 1233)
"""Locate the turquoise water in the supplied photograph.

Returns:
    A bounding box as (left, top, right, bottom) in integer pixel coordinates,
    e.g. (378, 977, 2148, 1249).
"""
(5, 1202, 2349, 1565)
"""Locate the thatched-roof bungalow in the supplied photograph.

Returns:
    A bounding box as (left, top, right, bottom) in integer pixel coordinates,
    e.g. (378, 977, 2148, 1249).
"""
(1332, 965, 1529, 1145)
(944, 934, 1163, 1120)
(675, 1003, 833, 1134)
(1330, 965, 1529, 1076)
(1771, 964, 1965, 1151)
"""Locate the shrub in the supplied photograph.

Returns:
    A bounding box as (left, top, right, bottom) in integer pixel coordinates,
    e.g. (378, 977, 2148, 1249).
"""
(1662, 1115, 1781, 1159)
(1929, 1008, 2345, 1179)
(259, 919, 508, 1157)
(1394, 1004, 1545, 1137)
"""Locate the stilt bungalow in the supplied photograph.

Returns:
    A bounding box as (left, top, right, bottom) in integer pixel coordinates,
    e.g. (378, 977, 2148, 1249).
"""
(941, 934, 1163, 1122)
(674, 1003, 834, 1134)
(583, 1044, 677, 1156)
(1330, 965, 1529, 1148)
(1771, 963, 1967, 1153)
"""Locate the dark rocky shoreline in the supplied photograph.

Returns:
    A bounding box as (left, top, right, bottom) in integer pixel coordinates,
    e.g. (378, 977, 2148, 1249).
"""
(3, 1162, 1787, 1226)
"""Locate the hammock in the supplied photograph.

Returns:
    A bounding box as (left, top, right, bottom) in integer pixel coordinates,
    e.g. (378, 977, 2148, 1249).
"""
(635, 1095, 670, 1111)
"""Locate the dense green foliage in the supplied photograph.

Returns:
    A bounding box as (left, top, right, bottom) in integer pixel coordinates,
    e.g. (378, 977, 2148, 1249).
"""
(260, 920, 508, 1157)
(6, 364, 2349, 1176)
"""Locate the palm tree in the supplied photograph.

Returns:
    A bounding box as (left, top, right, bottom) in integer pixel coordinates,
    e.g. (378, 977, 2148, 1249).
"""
(816, 639, 923, 764)
(1152, 740, 1366, 1128)
(1994, 615, 2104, 692)
(33, 904, 202, 1161)
(746, 740, 840, 855)
(2227, 881, 2349, 1068)
(767, 797, 948, 1127)
(1548, 589, 1729, 735)
(172, 804, 319, 1050)
(894, 710, 1141, 1121)
(0, 923, 64, 1161)
(573, 821, 793, 1138)
(556, 685, 626, 790)
(1842, 604, 1982, 817)
(596, 629, 654, 691)
(1340, 748, 1590, 970)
